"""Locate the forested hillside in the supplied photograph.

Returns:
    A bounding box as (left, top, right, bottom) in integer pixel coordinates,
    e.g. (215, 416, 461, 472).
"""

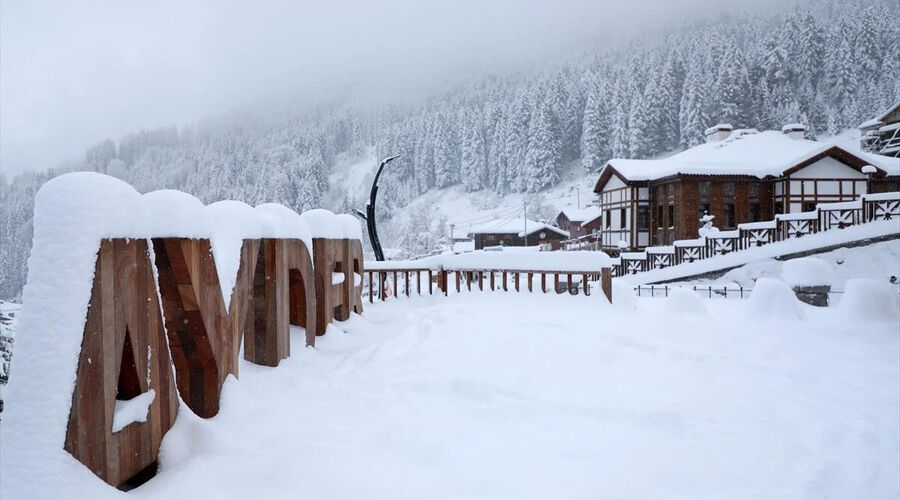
(1, 0, 897, 300)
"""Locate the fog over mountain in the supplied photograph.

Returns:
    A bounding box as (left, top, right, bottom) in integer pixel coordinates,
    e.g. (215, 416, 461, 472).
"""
(3, 0, 786, 176)
(1, 0, 898, 299)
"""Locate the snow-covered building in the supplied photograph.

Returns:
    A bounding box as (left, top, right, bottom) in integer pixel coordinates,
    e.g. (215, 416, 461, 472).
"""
(468, 218, 569, 250)
(555, 206, 602, 239)
(860, 101, 900, 158)
(593, 124, 900, 250)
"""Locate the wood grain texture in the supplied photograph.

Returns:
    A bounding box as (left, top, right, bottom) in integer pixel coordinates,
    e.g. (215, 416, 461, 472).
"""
(244, 238, 317, 364)
(65, 236, 361, 487)
(151, 238, 260, 417)
(342, 239, 364, 316)
(312, 238, 353, 335)
(65, 239, 178, 487)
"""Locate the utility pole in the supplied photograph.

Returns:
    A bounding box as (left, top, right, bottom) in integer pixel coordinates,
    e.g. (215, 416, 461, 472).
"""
(570, 186, 581, 208)
(523, 201, 528, 247)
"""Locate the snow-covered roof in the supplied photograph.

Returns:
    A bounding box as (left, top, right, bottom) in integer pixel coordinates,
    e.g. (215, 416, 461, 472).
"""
(468, 217, 569, 238)
(704, 123, 732, 135)
(559, 206, 601, 224)
(599, 129, 898, 185)
(859, 100, 900, 128)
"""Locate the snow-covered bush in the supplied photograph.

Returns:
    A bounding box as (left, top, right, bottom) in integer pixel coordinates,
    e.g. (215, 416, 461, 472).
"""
(837, 279, 900, 322)
(664, 286, 707, 316)
(746, 278, 805, 320)
(781, 257, 833, 287)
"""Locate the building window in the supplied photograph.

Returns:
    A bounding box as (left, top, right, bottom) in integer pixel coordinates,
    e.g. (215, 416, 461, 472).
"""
(668, 204, 675, 228)
(605, 210, 611, 229)
(667, 184, 675, 198)
(724, 203, 735, 228)
(698, 202, 710, 219)
(802, 202, 816, 213)
(637, 206, 649, 230)
(700, 181, 710, 198)
(748, 203, 760, 222)
(748, 183, 759, 199)
(724, 182, 735, 199)
(775, 202, 784, 215)
(619, 209, 626, 229)
(656, 205, 663, 229)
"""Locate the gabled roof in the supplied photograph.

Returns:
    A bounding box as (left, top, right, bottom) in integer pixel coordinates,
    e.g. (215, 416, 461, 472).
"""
(468, 217, 569, 238)
(558, 206, 601, 223)
(594, 129, 899, 191)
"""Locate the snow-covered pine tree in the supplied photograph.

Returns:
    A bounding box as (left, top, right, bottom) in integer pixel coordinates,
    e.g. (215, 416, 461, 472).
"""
(715, 36, 752, 126)
(523, 100, 562, 193)
(580, 77, 612, 171)
(679, 58, 708, 148)
(459, 110, 488, 192)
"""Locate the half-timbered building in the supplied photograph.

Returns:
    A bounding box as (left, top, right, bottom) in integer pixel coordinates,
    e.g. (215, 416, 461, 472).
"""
(593, 124, 900, 251)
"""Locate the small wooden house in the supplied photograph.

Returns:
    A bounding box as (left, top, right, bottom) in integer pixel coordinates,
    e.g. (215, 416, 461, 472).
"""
(555, 206, 602, 239)
(469, 218, 569, 250)
(593, 124, 900, 250)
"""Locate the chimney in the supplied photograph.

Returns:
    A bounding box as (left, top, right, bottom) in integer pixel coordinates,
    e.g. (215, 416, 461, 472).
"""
(781, 123, 807, 140)
(704, 123, 733, 143)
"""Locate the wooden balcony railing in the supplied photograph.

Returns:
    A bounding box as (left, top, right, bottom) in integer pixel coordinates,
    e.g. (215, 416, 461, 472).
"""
(606, 191, 899, 277)
(363, 266, 612, 303)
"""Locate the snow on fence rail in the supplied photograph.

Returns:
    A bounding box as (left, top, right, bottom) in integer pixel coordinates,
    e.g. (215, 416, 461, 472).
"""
(603, 192, 900, 277)
(633, 283, 900, 299)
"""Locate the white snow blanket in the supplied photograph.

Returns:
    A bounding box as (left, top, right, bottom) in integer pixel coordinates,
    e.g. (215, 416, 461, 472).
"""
(6, 290, 897, 498)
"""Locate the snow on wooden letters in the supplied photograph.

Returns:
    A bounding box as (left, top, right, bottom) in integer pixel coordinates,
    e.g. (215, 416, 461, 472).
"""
(19, 174, 368, 488)
(69, 234, 361, 487)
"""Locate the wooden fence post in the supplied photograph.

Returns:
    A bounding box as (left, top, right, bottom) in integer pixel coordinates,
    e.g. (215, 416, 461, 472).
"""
(601, 268, 612, 303)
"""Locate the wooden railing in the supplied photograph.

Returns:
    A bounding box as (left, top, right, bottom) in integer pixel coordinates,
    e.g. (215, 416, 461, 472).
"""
(608, 192, 900, 277)
(560, 233, 603, 251)
(363, 267, 613, 302)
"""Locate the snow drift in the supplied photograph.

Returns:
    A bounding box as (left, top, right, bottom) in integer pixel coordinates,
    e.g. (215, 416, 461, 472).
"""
(838, 278, 900, 322)
(746, 278, 806, 320)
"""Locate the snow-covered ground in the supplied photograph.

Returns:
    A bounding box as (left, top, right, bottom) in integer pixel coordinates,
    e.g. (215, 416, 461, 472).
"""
(10, 289, 896, 499)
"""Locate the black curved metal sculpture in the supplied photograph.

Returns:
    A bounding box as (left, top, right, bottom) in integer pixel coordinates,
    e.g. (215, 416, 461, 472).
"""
(357, 155, 399, 261)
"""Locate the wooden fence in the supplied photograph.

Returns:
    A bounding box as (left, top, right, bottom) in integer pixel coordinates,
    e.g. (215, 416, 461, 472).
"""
(608, 192, 900, 277)
(363, 267, 613, 302)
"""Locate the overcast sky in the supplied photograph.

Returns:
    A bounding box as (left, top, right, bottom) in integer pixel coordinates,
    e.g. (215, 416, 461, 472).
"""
(0, 0, 784, 177)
